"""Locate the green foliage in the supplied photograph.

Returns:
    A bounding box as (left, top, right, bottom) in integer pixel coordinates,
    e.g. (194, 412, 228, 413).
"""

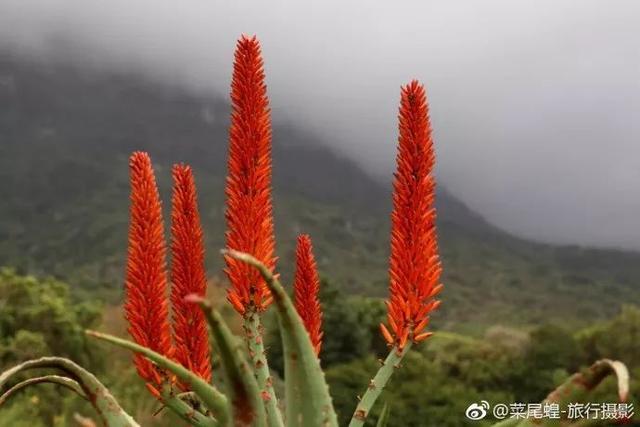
(327, 351, 512, 427)
(268, 280, 386, 374)
(0, 267, 102, 367)
(325, 308, 640, 427)
(0, 272, 637, 425)
(578, 305, 640, 368)
(0, 268, 105, 425)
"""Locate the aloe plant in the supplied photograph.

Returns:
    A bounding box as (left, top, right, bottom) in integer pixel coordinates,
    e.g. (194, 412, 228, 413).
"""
(0, 253, 631, 426)
(0, 34, 634, 426)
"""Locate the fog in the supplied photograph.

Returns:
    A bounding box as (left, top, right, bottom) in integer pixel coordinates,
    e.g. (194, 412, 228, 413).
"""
(1, 0, 639, 249)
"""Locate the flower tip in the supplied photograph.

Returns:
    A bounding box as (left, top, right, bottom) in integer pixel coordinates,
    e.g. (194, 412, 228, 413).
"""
(380, 323, 394, 345)
(227, 292, 246, 315)
(428, 283, 444, 298)
(183, 293, 204, 304)
(172, 162, 191, 175)
(129, 150, 151, 166)
(145, 383, 162, 400)
(414, 332, 434, 343)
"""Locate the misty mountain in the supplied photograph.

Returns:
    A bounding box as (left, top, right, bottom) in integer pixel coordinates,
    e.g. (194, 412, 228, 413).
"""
(1, 53, 639, 327)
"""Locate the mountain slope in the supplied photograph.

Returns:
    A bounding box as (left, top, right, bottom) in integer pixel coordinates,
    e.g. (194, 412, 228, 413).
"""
(1, 53, 639, 327)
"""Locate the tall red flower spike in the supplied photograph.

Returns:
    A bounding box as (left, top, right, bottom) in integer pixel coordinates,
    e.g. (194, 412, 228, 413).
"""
(293, 234, 323, 356)
(170, 164, 212, 384)
(381, 81, 443, 351)
(124, 151, 174, 397)
(224, 35, 276, 315)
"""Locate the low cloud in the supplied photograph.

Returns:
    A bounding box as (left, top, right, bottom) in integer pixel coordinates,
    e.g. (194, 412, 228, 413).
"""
(1, 0, 639, 249)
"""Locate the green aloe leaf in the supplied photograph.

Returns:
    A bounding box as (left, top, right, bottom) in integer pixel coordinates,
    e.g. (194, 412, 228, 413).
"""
(0, 374, 86, 405)
(86, 330, 230, 426)
(222, 249, 338, 427)
(194, 297, 270, 427)
(0, 357, 139, 427)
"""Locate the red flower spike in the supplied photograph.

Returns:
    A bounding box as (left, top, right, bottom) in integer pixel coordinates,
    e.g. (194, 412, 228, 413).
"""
(170, 164, 212, 384)
(124, 152, 174, 392)
(224, 35, 276, 315)
(293, 235, 324, 356)
(384, 81, 442, 350)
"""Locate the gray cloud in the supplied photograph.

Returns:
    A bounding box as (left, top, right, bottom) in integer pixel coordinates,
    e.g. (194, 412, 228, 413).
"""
(1, 0, 639, 249)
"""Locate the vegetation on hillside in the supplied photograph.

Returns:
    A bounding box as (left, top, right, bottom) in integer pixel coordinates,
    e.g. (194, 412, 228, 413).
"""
(1, 55, 639, 327)
(0, 270, 637, 426)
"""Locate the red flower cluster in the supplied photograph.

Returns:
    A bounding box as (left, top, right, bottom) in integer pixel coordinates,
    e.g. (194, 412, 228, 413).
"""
(124, 152, 174, 395)
(124, 153, 211, 396)
(170, 164, 212, 384)
(123, 38, 442, 400)
(224, 35, 277, 315)
(381, 81, 443, 351)
(293, 235, 323, 355)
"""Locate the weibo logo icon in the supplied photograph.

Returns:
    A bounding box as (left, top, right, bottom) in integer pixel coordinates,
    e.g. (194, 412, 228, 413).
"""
(465, 401, 490, 420)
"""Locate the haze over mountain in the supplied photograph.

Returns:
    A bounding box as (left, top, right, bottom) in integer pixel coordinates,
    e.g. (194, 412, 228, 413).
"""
(0, 0, 639, 249)
(1, 54, 639, 328)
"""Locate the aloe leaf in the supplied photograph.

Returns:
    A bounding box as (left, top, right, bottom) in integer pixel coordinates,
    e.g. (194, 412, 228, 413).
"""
(545, 359, 629, 405)
(375, 403, 391, 427)
(86, 330, 230, 426)
(490, 359, 631, 427)
(194, 297, 270, 427)
(0, 357, 139, 426)
(222, 249, 338, 427)
(0, 375, 86, 405)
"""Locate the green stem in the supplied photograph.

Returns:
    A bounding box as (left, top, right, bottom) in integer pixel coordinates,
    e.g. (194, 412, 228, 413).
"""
(348, 344, 411, 427)
(162, 391, 219, 427)
(245, 311, 284, 427)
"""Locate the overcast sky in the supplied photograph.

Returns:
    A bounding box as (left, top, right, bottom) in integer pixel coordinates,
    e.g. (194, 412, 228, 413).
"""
(1, 0, 639, 250)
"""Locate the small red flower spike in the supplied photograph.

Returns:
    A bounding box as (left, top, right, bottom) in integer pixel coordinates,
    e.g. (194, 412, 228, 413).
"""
(384, 81, 442, 350)
(170, 164, 212, 384)
(224, 35, 277, 315)
(124, 151, 174, 392)
(293, 235, 324, 356)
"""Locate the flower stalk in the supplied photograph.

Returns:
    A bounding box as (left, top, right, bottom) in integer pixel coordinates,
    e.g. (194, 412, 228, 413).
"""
(223, 35, 284, 426)
(244, 311, 284, 427)
(348, 344, 411, 427)
(350, 80, 442, 426)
